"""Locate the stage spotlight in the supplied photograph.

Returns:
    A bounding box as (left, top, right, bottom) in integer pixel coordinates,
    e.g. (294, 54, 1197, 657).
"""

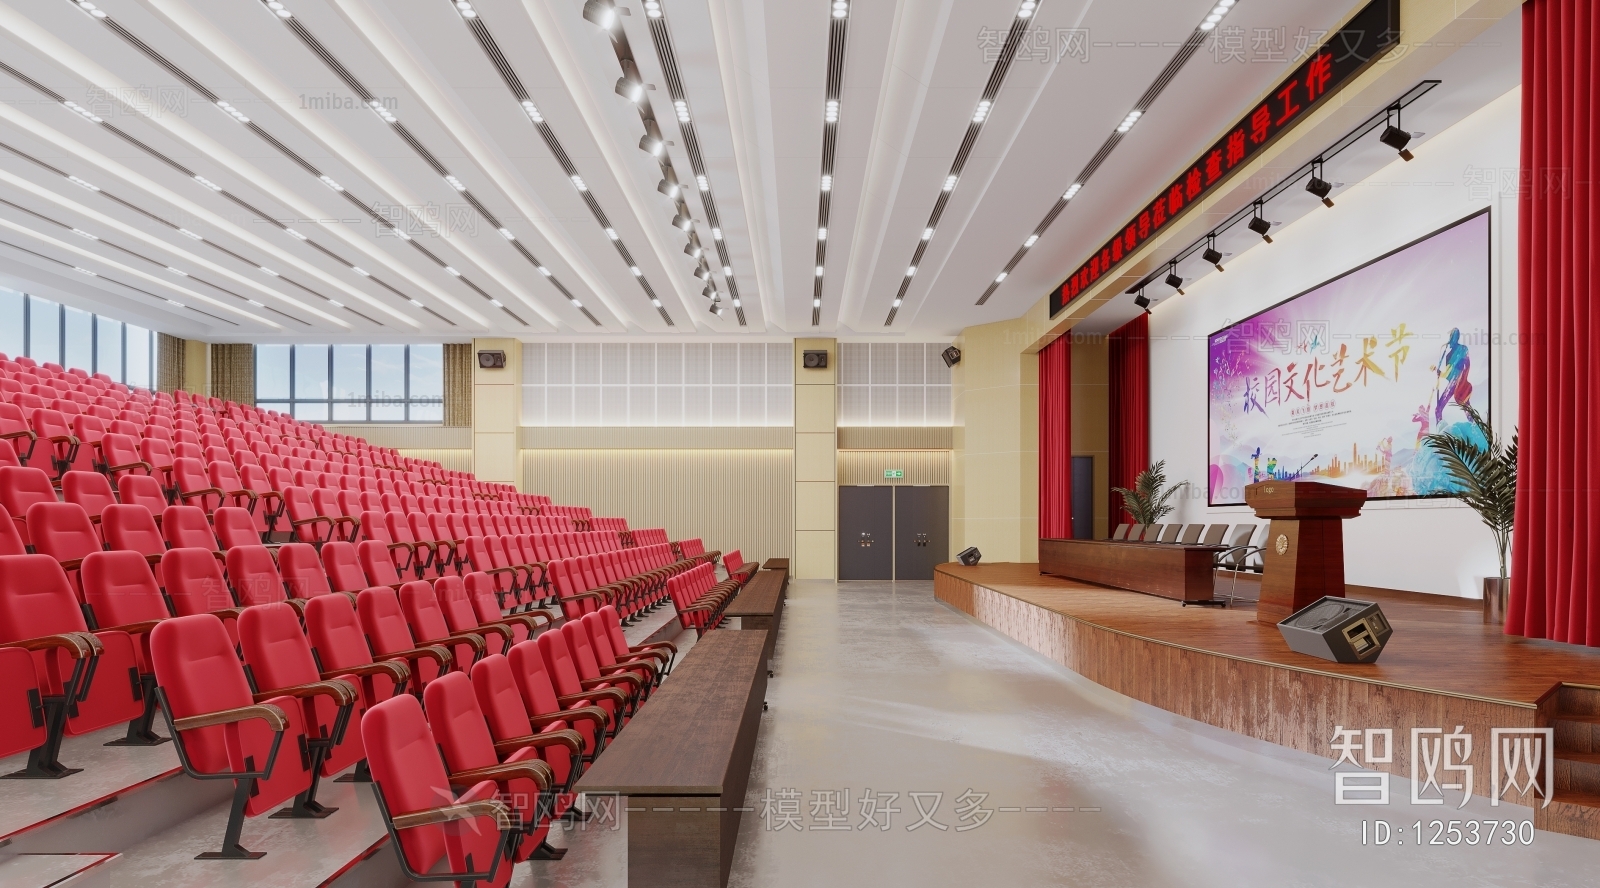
(639, 120, 665, 156)
(684, 242, 702, 258)
(693, 264, 710, 281)
(615, 61, 644, 103)
(1165, 271, 1184, 295)
(1133, 287, 1151, 312)
(671, 213, 693, 231)
(1306, 160, 1334, 207)
(582, 0, 618, 29)
(941, 345, 961, 367)
(1201, 235, 1224, 272)
(657, 174, 680, 199)
(1248, 203, 1273, 241)
(957, 546, 982, 566)
(1379, 125, 1414, 161)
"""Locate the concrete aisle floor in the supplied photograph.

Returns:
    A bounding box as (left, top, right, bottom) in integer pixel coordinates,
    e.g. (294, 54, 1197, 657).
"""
(520, 580, 1600, 888)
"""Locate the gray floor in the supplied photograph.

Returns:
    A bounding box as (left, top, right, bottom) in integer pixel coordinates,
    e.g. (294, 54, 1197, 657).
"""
(519, 580, 1600, 888)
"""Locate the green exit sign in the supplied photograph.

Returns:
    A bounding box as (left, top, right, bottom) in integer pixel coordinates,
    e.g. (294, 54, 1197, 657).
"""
(884, 469, 904, 479)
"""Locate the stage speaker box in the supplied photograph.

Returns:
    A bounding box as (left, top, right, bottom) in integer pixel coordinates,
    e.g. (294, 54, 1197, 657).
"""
(477, 349, 507, 369)
(941, 346, 961, 367)
(802, 349, 829, 369)
(956, 546, 981, 566)
(1277, 597, 1392, 663)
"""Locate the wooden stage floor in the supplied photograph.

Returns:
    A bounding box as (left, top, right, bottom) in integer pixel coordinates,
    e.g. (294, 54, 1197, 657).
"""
(934, 561, 1600, 838)
(936, 562, 1600, 706)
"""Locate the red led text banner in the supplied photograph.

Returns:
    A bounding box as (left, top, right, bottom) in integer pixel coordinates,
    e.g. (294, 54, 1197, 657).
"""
(1050, 0, 1399, 317)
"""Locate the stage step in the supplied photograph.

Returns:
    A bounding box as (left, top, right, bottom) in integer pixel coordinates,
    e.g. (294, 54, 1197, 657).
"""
(0, 852, 119, 888)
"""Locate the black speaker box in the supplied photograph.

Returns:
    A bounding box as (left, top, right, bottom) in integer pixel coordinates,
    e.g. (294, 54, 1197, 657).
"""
(956, 546, 981, 566)
(477, 350, 507, 369)
(802, 349, 828, 369)
(1277, 596, 1392, 663)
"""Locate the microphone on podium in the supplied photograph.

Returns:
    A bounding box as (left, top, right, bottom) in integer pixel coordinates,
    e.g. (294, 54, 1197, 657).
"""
(1293, 454, 1319, 477)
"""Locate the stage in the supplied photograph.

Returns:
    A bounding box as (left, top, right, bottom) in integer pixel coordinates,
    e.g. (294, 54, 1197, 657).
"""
(934, 562, 1600, 840)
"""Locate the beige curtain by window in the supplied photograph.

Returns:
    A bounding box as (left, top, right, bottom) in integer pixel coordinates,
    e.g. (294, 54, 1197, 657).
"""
(157, 333, 185, 394)
(444, 342, 472, 427)
(210, 343, 255, 405)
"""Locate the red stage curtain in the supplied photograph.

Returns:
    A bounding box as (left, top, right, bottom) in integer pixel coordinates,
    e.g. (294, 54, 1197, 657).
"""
(1109, 315, 1150, 524)
(1038, 336, 1072, 539)
(1509, 0, 1600, 644)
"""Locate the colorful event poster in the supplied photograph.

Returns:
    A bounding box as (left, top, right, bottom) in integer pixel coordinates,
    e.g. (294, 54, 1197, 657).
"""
(1207, 210, 1490, 505)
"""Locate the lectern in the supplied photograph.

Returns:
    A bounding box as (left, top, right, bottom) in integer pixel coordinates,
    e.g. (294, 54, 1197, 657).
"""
(1243, 480, 1368, 624)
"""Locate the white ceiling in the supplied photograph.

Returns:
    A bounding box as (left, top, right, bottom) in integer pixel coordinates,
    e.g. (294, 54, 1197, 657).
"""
(0, 0, 1516, 343)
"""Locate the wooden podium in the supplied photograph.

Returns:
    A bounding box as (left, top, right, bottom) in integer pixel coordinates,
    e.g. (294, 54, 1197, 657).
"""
(1243, 480, 1368, 624)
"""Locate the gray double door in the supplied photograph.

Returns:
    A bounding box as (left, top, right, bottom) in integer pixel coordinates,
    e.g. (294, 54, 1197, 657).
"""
(838, 485, 949, 581)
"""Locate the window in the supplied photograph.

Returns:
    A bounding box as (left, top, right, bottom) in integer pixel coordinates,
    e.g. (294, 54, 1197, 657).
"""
(522, 341, 793, 426)
(838, 342, 952, 426)
(255, 343, 445, 422)
(0, 288, 155, 385)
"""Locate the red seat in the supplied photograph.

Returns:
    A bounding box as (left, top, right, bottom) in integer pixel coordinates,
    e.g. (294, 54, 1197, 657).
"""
(62, 470, 117, 533)
(437, 574, 548, 655)
(320, 541, 369, 594)
(29, 408, 79, 479)
(0, 554, 144, 777)
(311, 487, 357, 542)
(26, 501, 103, 596)
(278, 543, 335, 600)
(149, 613, 319, 858)
(282, 486, 333, 543)
(0, 504, 25, 557)
(226, 545, 298, 609)
(361, 693, 521, 885)
(0, 402, 38, 465)
(97, 432, 150, 483)
(397, 580, 486, 669)
(79, 549, 171, 744)
(423, 671, 563, 860)
(533, 629, 628, 737)
(471, 652, 593, 801)
(509, 638, 616, 749)
(303, 594, 411, 710)
(1, 466, 59, 547)
(212, 506, 259, 550)
(162, 505, 218, 551)
(139, 437, 178, 497)
(160, 548, 243, 644)
(580, 610, 659, 695)
(357, 539, 407, 589)
(117, 474, 169, 518)
(357, 587, 457, 689)
(103, 504, 167, 586)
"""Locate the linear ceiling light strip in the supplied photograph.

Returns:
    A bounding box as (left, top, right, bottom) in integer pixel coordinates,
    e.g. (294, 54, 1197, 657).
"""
(810, 0, 849, 326)
(0, 129, 375, 326)
(0, 235, 241, 326)
(56, 3, 474, 327)
(0, 194, 311, 326)
(975, 2, 1233, 306)
(640, 1, 746, 325)
(258, 0, 609, 328)
(882, 0, 1043, 326)
(0, 53, 413, 327)
(579, 0, 713, 324)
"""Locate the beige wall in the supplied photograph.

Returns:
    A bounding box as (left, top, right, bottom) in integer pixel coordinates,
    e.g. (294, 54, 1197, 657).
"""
(794, 338, 836, 579)
(1071, 335, 1110, 539)
(472, 338, 521, 485)
(952, 318, 1040, 564)
(837, 450, 950, 486)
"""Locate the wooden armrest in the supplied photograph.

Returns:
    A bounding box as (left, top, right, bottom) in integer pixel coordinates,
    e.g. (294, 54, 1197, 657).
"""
(529, 707, 608, 731)
(492, 728, 586, 757)
(591, 669, 645, 689)
(223, 489, 257, 499)
(0, 429, 34, 441)
(291, 515, 332, 527)
(633, 640, 677, 654)
(472, 623, 514, 644)
(57, 558, 84, 572)
(449, 759, 553, 790)
(392, 798, 513, 831)
(173, 702, 287, 732)
(431, 631, 486, 654)
(557, 688, 627, 708)
(107, 619, 164, 636)
(3, 632, 99, 658)
(107, 461, 153, 475)
(322, 660, 410, 685)
(45, 434, 78, 445)
(254, 678, 357, 706)
(381, 644, 452, 671)
(179, 487, 225, 501)
(387, 541, 418, 552)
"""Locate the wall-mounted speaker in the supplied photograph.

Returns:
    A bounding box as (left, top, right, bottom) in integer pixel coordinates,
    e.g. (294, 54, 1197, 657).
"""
(1278, 597, 1392, 663)
(941, 346, 962, 368)
(956, 546, 981, 566)
(477, 350, 506, 369)
(802, 349, 829, 369)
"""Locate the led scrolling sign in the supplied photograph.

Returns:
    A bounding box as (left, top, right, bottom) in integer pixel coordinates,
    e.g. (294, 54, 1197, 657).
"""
(1049, 0, 1400, 317)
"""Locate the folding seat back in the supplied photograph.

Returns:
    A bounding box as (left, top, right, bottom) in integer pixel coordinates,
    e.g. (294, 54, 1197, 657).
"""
(361, 694, 516, 885)
(226, 545, 290, 607)
(72, 414, 107, 469)
(60, 470, 116, 527)
(321, 541, 369, 594)
(399, 580, 482, 667)
(172, 456, 222, 512)
(117, 473, 168, 516)
(0, 402, 38, 465)
(303, 594, 408, 707)
(282, 486, 332, 543)
(238, 602, 363, 777)
(81, 549, 168, 634)
(311, 488, 353, 540)
(27, 502, 102, 590)
(358, 539, 404, 587)
(357, 587, 447, 686)
(213, 506, 259, 550)
(103, 504, 166, 585)
(161, 548, 239, 616)
(98, 433, 149, 481)
(161, 505, 217, 551)
(1, 466, 58, 546)
(0, 504, 23, 556)
(278, 543, 333, 599)
(29, 408, 79, 477)
(150, 613, 315, 858)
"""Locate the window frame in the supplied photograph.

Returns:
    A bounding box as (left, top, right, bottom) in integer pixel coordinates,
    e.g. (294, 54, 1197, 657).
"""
(255, 343, 443, 423)
(3, 290, 153, 385)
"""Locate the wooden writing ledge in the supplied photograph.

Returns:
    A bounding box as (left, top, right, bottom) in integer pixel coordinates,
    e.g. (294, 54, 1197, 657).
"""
(723, 567, 787, 665)
(575, 630, 768, 888)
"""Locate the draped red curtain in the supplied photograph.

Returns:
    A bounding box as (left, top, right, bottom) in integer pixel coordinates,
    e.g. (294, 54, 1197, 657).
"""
(1109, 315, 1150, 523)
(1038, 336, 1072, 539)
(1509, 0, 1600, 644)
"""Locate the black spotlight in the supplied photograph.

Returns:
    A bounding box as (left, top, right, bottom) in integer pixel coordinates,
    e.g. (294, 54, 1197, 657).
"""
(956, 546, 982, 566)
(1133, 288, 1151, 311)
(1306, 160, 1334, 207)
(1248, 202, 1273, 243)
(940, 346, 961, 367)
(1165, 271, 1184, 295)
(1201, 235, 1224, 272)
(1380, 125, 1414, 161)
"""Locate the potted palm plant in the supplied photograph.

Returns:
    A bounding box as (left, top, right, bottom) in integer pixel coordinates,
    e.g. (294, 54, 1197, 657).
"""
(1112, 460, 1187, 527)
(1421, 403, 1516, 624)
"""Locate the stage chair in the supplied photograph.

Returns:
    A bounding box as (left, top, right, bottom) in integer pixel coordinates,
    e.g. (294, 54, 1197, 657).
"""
(1141, 524, 1164, 542)
(397, 581, 487, 669)
(507, 640, 616, 754)
(469, 653, 592, 810)
(532, 630, 629, 737)
(118, 475, 169, 520)
(422, 671, 564, 859)
(580, 612, 659, 694)
(162, 505, 220, 552)
(361, 694, 522, 886)
(213, 507, 261, 550)
(149, 613, 316, 859)
(356, 587, 456, 690)
(62, 470, 118, 533)
(1158, 524, 1184, 544)
(1179, 524, 1204, 544)
(1215, 525, 1262, 573)
(79, 550, 174, 746)
(303, 594, 411, 709)
(1, 466, 59, 547)
(1125, 524, 1146, 542)
(27, 501, 104, 596)
(1198, 524, 1228, 545)
(1110, 524, 1130, 541)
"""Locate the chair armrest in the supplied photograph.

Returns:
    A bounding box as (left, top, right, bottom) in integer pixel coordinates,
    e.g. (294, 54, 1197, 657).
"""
(494, 613, 551, 634)
(558, 688, 627, 708)
(224, 489, 258, 500)
(471, 623, 514, 645)
(57, 558, 85, 572)
(208, 607, 246, 621)
(380, 644, 452, 672)
(449, 759, 553, 791)
(392, 798, 514, 832)
(107, 460, 153, 475)
(179, 487, 225, 502)
(591, 669, 645, 690)
(321, 660, 410, 685)
(107, 619, 164, 636)
(291, 515, 332, 528)
(173, 702, 287, 732)
(529, 707, 608, 732)
(3, 632, 100, 658)
(430, 631, 486, 656)
(254, 678, 357, 706)
(492, 728, 586, 757)
(633, 640, 678, 655)
(0, 429, 35, 441)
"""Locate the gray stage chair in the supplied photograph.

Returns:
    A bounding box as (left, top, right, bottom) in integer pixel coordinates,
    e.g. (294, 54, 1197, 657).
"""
(1179, 524, 1204, 544)
(1111, 524, 1130, 540)
(1141, 524, 1165, 542)
(1126, 524, 1146, 541)
(1201, 524, 1230, 545)
(1158, 524, 1184, 543)
(1216, 525, 1259, 570)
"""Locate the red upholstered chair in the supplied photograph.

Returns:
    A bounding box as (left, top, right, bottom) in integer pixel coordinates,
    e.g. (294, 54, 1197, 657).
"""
(149, 613, 318, 858)
(534, 628, 628, 737)
(320, 541, 370, 595)
(102, 504, 169, 588)
(424, 671, 564, 859)
(212, 506, 260, 550)
(160, 548, 243, 644)
(117, 474, 169, 519)
(1, 466, 59, 547)
(98, 433, 151, 483)
(162, 505, 219, 552)
(581, 611, 659, 693)
(79, 549, 172, 745)
(138, 437, 178, 499)
(0, 402, 38, 465)
(172, 456, 224, 513)
(278, 543, 336, 601)
(560, 620, 645, 712)
(357, 587, 456, 690)
(303, 594, 410, 711)
(361, 693, 522, 886)
(226, 546, 300, 611)
(397, 580, 486, 670)
(0, 554, 145, 777)
(0, 644, 47, 761)
(238, 602, 362, 814)
(237, 464, 283, 534)
(311, 488, 357, 542)
(437, 574, 548, 656)
(597, 605, 675, 678)
(471, 652, 593, 801)
(62, 470, 117, 533)
(357, 539, 408, 590)
(282, 486, 334, 544)
(508, 640, 613, 755)
(0, 504, 24, 557)
(27, 501, 103, 596)
(28, 408, 79, 479)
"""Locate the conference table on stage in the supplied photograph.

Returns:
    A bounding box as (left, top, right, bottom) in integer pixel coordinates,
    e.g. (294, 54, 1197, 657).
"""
(1038, 537, 1228, 602)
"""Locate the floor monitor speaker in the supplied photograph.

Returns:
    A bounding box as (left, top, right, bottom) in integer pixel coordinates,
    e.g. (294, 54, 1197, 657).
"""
(1277, 596, 1392, 663)
(956, 546, 981, 566)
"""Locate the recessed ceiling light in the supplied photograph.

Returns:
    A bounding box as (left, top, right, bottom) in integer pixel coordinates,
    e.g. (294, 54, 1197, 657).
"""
(825, 100, 839, 123)
(284, 228, 308, 240)
(1116, 110, 1142, 133)
(177, 228, 202, 239)
(498, 227, 516, 240)
(972, 100, 992, 123)
(166, 266, 187, 276)
(571, 175, 587, 191)
(66, 175, 100, 191)
(70, 228, 98, 240)
(712, 228, 723, 240)
(259, 266, 279, 276)
(696, 175, 709, 192)
(818, 227, 828, 240)
(535, 265, 553, 276)
(328, 300, 343, 307)
(263, 1, 292, 19)
(216, 100, 251, 123)
(1018, 1, 1037, 19)
(906, 265, 917, 277)
(319, 175, 344, 191)
(821, 175, 833, 191)
(444, 266, 461, 276)
(723, 265, 732, 275)
(832, 0, 849, 19)
(1063, 183, 1081, 200)
(73, 267, 97, 276)
(892, 298, 903, 307)
(444, 175, 466, 191)
(410, 298, 425, 307)
(247, 299, 264, 307)
(1024, 234, 1039, 247)
(193, 175, 223, 191)
(815, 266, 825, 277)
(644, 1, 662, 19)
(674, 100, 689, 122)
(454, 1, 478, 19)
(922, 227, 934, 240)
(521, 100, 544, 123)
(995, 272, 1007, 282)
(74, 1, 107, 18)
(630, 265, 642, 276)
(62, 101, 103, 123)
(813, 297, 822, 307)
(943, 174, 958, 191)
(605, 227, 618, 240)
(352, 266, 370, 276)
(651, 298, 662, 307)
